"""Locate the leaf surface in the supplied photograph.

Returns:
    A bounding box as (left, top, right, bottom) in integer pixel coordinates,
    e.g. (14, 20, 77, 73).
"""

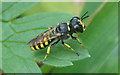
(2, 2, 42, 73)
(52, 2, 118, 73)
(2, 2, 90, 73)
(2, 2, 38, 21)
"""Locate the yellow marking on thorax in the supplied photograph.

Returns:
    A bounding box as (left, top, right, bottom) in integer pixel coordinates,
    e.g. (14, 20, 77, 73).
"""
(68, 26, 70, 31)
(67, 22, 69, 25)
(67, 23, 70, 31)
(48, 27, 51, 30)
(40, 43, 44, 48)
(30, 46, 35, 50)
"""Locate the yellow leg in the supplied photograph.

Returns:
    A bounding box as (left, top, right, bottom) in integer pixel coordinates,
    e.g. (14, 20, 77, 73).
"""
(76, 38, 82, 44)
(76, 38, 87, 49)
(71, 36, 87, 49)
(42, 40, 60, 62)
(62, 41, 79, 56)
(42, 46, 51, 62)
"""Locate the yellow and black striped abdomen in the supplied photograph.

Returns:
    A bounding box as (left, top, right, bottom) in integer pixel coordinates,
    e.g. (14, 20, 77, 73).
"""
(30, 37, 55, 50)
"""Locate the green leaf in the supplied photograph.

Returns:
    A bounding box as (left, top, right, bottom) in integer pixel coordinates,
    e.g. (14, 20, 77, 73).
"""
(2, 2, 38, 21)
(10, 12, 74, 32)
(0, 22, 2, 41)
(2, 23, 14, 41)
(7, 12, 90, 66)
(0, 38, 1, 69)
(52, 2, 118, 73)
(81, 2, 103, 16)
(98, 47, 118, 72)
(2, 2, 42, 73)
(23, 2, 77, 16)
(2, 2, 90, 73)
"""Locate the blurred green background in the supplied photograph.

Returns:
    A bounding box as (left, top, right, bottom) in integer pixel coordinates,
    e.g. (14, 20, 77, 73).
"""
(1, 2, 118, 73)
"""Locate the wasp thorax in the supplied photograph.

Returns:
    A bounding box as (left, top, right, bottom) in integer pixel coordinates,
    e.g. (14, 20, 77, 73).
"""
(56, 23, 69, 34)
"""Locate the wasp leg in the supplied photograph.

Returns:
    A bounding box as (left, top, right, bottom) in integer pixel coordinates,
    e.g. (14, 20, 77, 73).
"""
(61, 41, 79, 56)
(70, 35, 87, 49)
(42, 40, 60, 62)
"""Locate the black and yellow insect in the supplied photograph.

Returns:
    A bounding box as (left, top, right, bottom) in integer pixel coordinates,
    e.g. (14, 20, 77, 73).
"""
(27, 11, 89, 62)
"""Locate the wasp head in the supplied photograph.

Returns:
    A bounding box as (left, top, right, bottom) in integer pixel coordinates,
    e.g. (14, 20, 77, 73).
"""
(70, 11, 89, 33)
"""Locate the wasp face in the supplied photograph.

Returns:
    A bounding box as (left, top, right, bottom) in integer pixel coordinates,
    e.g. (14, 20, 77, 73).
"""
(70, 17, 86, 33)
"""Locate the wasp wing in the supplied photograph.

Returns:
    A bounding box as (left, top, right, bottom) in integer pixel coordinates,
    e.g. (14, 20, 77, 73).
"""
(27, 27, 62, 46)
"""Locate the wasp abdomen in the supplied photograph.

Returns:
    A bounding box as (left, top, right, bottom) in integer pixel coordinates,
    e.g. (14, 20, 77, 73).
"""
(30, 37, 55, 50)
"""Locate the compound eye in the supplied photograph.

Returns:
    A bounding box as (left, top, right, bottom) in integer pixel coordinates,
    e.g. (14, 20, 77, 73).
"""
(76, 20, 80, 24)
(74, 19, 80, 23)
(70, 17, 80, 25)
(74, 25, 83, 33)
(74, 25, 80, 29)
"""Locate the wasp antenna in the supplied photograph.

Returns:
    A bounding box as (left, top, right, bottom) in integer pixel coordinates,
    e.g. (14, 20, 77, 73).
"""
(81, 11, 89, 20)
(81, 15, 89, 21)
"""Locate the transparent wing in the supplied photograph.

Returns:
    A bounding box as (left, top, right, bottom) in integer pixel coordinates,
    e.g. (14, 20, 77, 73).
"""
(27, 27, 61, 46)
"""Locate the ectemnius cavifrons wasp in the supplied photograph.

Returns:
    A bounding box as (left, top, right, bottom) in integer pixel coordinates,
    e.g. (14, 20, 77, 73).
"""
(27, 11, 89, 62)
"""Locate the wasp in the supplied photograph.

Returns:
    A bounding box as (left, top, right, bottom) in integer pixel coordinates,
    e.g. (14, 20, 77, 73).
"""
(27, 11, 89, 62)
